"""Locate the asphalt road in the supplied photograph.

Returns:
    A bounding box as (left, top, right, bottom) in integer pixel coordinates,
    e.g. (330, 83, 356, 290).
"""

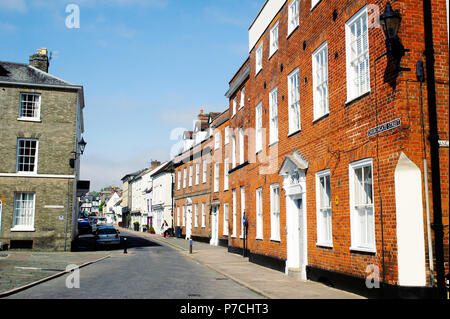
(4, 233, 263, 299)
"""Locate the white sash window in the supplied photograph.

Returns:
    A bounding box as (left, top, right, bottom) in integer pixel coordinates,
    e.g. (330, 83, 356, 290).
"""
(288, 69, 301, 134)
(346, 6, 370, 101)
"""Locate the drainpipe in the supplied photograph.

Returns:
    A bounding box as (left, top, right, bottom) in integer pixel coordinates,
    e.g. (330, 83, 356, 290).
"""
(422, 0, 446, 298)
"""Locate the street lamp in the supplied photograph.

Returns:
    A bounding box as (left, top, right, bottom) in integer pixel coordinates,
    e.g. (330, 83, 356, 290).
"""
(69, 137, 87, 168)
(78, 137, 87, 155)
(379, 1, 407, 66)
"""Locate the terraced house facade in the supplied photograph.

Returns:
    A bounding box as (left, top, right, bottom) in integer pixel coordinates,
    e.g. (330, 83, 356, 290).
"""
(173, 111, 220, 242)
(0, 49, 86, 251)
(221, 0, 448, 298)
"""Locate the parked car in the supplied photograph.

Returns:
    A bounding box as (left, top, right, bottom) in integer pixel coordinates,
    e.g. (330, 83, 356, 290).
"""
(94, 226, 121, 247)
(78, 218, 92, 234)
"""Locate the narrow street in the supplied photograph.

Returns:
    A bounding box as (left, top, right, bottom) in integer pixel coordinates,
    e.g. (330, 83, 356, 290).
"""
(4, 233, 262, 299)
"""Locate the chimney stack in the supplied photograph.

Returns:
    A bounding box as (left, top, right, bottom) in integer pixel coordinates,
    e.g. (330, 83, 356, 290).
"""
(150, 160, 161, 170)
(29, 48, 49, 73)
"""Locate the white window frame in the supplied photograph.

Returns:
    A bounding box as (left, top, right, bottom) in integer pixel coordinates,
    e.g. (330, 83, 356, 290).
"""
(214, 132, 221, 150)
(224, 127, 230, 145)
(224, 158, 229, 191)
(256, 188, 263, 239)
(269, 87, 278, 144)
(255, 102, 263, 153)
(270, 21, 279, 57)
(345, 6, 370, 103)
(214, 162, 220, 193)
(312, 41, 329, 120)
(195, 163, 200, 185)
(270, 183, 281, 241)
(177, 170, 181, 190)
(223, 203, 229, 236)
(239, 128, 244, 165)
(182, 206, 186, 226)
(202, 203, 206, 228)
(232, 189, 237, 237)
(311, 0, 321, 10)
(189, 165, 193, 187)
(288, 68, 301, 135)
(194, 203, 199, 227)
(240, 88, 245, 110)
(183, 167, 187, 188)
(177, 206, 180, 226)
(202, 160, 207, 184)
(12, 192, 36, 231)
(240, 186, 245, 238)
(316, 169, 332, 247)
(19, 93, 41, 121)
(349, 158, 375, 252)
(232, 97, 237, 117)
(232, 135, 237, 168)
(16, 138, 39, 174)
(288, 0, 299, 37)
(255, 42, 263, 76)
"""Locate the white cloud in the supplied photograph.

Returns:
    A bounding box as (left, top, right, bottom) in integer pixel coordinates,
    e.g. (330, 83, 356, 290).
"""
(0, 0, 26, 12)
(203, 6, 246, 27)
(0, 22, 17, 33)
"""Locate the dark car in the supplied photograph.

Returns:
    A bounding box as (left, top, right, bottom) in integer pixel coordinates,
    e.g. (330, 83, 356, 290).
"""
(95, 226, 121, 247)
(78, 219, 92, 234)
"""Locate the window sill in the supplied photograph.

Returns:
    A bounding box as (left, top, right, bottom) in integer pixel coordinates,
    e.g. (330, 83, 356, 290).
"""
(255, 237, 264, 241)
(345, 90, 371, 107)
(268, 141, 278, 147)
(287, 25, 299, 40)
(269, 49, 278, 60)
(255, 69, 262, 78)
(349, 246, 376, 254)
(313, 113, 329, 124)
(17, 118, 41, 123)
(316, 242, 333, 249)
(287, 129, 301, 138)
(11, 227, 35, 232)
(310, 0, 323, 11)
(270, 238, 281, 243)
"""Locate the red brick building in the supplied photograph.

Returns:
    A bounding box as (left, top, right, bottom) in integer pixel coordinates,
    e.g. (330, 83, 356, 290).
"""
(222, 0, 448, 298)
(210, 110, 230, 247)
(173, 111, 221, 242)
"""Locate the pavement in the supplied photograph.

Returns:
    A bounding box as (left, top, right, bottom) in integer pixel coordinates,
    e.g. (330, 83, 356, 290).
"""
(118, 227, 365, 299)
(0, 250, 111, 297)
(0, 227, 364, 299)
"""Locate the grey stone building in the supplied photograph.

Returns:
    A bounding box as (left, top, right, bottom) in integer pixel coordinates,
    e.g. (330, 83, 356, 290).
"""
(0, 49, 86, 251)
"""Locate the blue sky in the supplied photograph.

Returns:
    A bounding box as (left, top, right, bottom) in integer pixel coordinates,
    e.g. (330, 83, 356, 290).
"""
(1, 0, 265, 190)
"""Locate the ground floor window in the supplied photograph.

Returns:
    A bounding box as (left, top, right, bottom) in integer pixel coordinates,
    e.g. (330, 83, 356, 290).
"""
(349, 158, 375, 251)
(270, 184, 280, 241)
(12, 192, 35, 231)
(316, 170, 332, 246)
(223, 203, 229, 236)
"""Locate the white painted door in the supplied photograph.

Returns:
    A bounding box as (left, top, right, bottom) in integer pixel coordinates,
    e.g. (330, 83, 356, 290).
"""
(286, 195, 306, 279)
(287, 196, 301, 269)
(210, 206, 219, 246)
(186, 206, 192, 239)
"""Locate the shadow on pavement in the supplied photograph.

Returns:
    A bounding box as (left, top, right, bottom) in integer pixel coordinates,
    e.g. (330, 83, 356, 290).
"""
(72, 233, 161, 252)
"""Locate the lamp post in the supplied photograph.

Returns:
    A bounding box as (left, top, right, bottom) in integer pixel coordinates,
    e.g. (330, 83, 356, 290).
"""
(70, 137, 87, 168)
(379, 1, 409, 71)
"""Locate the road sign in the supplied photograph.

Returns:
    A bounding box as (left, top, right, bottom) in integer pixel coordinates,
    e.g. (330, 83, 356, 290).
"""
(368, 118, 401, 137)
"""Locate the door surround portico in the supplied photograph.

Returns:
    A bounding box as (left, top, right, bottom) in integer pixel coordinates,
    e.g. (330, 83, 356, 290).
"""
(279, 151, 308, 280)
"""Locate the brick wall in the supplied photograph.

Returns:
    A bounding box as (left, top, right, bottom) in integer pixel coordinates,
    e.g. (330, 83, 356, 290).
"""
(225, 0, 448, 286)
(0, 85, 80, 251)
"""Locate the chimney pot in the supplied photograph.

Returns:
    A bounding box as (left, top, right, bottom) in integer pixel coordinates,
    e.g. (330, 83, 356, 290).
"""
(29, 48, 49, 73)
